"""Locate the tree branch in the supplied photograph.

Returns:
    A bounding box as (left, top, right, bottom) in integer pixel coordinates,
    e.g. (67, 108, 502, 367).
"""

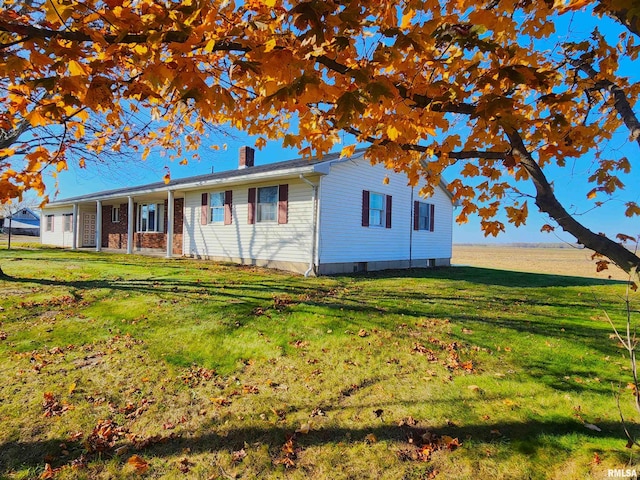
(0, 119, 31, 150)
(572, 59, 640, 148)
(0, 20, 249, 52)
(503, 125, 640, 279)
(314, 55, 476, 115)
(341, 125, 506, 159)
(599, 0, 640, 38)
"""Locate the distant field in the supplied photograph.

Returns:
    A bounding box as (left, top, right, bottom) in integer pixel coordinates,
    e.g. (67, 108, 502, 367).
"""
(0, 233, 40, 246)
(452, 244, 632, 282)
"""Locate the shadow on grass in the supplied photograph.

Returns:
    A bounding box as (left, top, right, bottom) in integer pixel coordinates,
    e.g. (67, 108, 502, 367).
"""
(355, 266, 629, 288)
(1, 262, 629, 364)
(0, 418, 630, 473)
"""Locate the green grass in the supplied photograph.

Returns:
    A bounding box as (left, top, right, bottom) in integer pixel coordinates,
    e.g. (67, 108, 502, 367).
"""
(0, 247, 638, 479)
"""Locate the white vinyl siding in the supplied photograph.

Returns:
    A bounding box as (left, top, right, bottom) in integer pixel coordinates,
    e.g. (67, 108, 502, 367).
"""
(183, 177, 316, 264)
(318, 156, 453, 264)
(63, 214, 73, 232)
(41, 206, 78, 247)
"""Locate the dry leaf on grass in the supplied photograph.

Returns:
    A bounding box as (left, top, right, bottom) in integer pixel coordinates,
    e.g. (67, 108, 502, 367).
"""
(127, 455, 149, 474)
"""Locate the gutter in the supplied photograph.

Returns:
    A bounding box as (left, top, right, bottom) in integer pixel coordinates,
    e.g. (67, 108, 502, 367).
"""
(299, 174, 319, 277)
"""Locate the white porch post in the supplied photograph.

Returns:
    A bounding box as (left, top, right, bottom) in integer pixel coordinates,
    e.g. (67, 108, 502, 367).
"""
(95, 200, 102, 252)
(127, 196, 134, 254)
(166, 190, 174, 258)
(71, 203, 78, 250)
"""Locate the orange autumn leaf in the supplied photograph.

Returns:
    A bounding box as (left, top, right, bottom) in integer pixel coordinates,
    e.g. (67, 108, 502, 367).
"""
(39, 463, 58, 479)
(127, 455, 149, 474)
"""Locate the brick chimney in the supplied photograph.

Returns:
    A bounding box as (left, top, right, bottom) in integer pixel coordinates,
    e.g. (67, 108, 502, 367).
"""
(239, 146, 255, 169)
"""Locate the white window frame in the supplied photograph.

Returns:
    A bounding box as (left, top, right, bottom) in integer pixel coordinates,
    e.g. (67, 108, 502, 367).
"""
(257, 186, 278, 223)
(45, 215, 54, 232)
(368, 192, 385, 227)
(137, 203, 164, 233)
(209, 192, 225, 223)
(111, 206, 120, 223)
(63, 213, 73, 232)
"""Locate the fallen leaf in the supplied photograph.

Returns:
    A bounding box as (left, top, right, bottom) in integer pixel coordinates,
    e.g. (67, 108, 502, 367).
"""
(398, 416, 417, 426)
(296, 422, 311, 434)
(467, 385, 481, 392)
(39, 463, 58, 479)
(127, 455, 149, 474)
(584, 423, 602, 432)
(358, 329, 368, 337)
(177, 457, 192, 473)
(231, 448, 247, 463)
(364, 433, 377, 444)
(242, 385, 259, 394)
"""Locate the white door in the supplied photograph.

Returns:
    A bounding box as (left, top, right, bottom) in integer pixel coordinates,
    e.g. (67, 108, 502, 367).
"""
(82, 213, 96, 247)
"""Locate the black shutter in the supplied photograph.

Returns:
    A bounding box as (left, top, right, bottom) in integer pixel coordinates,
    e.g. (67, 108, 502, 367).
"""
(362, 190, 370, 227)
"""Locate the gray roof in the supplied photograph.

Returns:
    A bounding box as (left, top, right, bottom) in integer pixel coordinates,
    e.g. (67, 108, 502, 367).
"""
(49, 150, 356, 205)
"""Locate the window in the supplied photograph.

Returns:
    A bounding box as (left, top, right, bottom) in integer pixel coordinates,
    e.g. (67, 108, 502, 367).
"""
(257, 186, 278, 222)
(45, 215, 54, 232)
(362, 190, 392, 228)
(63, 213, 73, 232)
(111, 206, 119, 223)
(137, 203, 163, 232)
(414, 201, 435, 232)
(209, 192, 225, 223)
(248, 185, 288, 225)
(201, 191, 232, 225)
(369, 192, 385, 227)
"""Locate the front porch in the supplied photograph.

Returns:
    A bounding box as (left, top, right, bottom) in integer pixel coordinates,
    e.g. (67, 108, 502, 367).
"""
(68, 191, 184, 258)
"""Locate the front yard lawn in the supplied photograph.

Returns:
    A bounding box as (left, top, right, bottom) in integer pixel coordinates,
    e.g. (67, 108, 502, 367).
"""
(0, 247, 638, 479)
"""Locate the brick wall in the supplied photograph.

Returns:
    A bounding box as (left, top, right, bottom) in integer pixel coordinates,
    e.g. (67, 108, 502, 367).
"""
(102, 203, 128, 249)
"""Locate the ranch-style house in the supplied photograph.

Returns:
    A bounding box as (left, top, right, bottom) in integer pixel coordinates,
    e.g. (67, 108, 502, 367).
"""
(41, 147, 455, 275)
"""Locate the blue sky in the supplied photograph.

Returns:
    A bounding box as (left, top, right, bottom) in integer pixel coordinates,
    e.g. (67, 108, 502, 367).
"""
(41, 7, 640, 245)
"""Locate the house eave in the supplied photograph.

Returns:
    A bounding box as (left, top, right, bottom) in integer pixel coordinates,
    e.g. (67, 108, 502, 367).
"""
(45, 163, 331, 207)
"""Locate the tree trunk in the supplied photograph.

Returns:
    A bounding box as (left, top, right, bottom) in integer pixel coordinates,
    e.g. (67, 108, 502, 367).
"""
(505, 127, 640, 282)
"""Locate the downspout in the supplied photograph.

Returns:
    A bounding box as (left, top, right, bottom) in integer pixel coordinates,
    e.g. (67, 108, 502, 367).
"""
(299, 174, 319, 277)
(409, 187, 414, 269)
